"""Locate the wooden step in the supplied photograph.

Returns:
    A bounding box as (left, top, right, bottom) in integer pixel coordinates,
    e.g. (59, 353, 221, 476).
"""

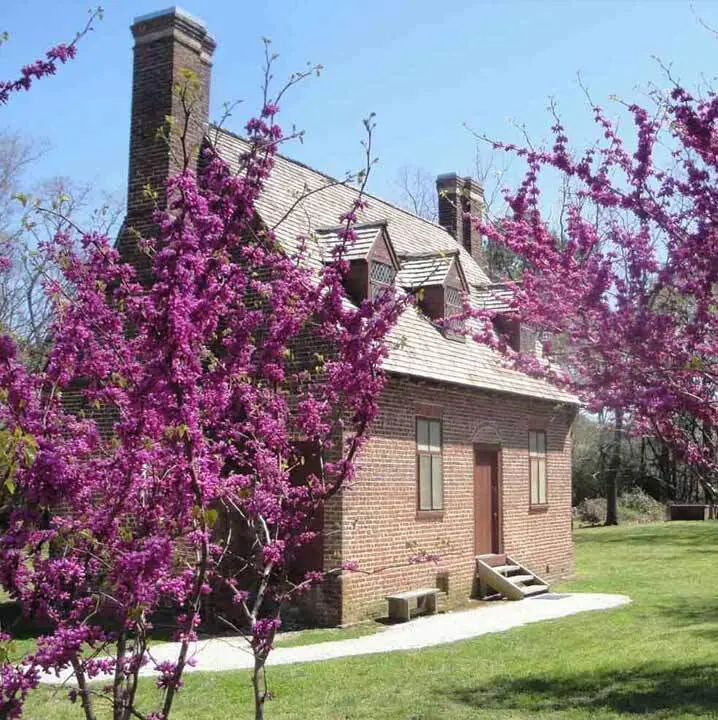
(475, 553, 551, 601)
(522, 584, 549, 596)
(493, 564, 520, 575)
(510, 574, 535, 584)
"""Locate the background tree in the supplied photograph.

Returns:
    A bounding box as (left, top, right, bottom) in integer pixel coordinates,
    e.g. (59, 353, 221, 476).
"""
(0, 7, 120, 368)
(1, 167, 122, 367)
(573, 412, 712, 512)
(396, 165, 437, 221)
(396, 146, 519, 280)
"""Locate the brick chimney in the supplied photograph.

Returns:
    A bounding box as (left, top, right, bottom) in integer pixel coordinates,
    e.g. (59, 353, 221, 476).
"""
(436, 173, 485, 269)
(119, 7, 216, 275)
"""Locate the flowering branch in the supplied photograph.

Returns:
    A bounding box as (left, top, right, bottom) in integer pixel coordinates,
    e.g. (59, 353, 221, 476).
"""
(0, 7, 102, 105)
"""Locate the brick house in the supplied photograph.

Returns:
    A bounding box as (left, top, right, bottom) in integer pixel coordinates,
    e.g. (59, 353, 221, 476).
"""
(120, 7, 578, 625)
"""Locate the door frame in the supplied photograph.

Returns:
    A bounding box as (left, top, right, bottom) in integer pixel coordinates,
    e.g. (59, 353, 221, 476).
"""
(473, 443, 503, 555)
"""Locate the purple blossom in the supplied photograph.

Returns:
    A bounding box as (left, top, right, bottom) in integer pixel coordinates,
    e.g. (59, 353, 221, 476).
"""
(0, 21, 404, 720)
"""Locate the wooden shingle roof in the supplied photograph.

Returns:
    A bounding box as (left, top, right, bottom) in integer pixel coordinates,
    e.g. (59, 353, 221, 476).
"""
(212, 128, 577, 404)
(316, 222, 399, 268)
(471, 283, 515, 313)
(397, 252, 459, 289)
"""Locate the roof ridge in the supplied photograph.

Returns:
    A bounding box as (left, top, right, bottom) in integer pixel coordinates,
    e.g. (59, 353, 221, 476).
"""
(398, 250, 458, 260)
(316, 220, 387, 234)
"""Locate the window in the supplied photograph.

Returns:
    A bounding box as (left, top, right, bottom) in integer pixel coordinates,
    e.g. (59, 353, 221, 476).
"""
(519, 325, 538, 354)
(445, 286, 462, 317)
(444, 286, 465, 339)
(417, 417, 443, 510)
(369, 261, 395, 300)
(529, 430, 547, 505)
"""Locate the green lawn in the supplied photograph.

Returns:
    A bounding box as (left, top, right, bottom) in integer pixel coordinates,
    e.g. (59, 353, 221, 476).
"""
(24, 521, 718, 719)
(274, 621, 382, 649)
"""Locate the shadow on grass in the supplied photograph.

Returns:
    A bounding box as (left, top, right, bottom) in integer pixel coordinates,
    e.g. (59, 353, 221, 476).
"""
(448, 663, 718, 716)
(0, 600, 189, 645)
(654, 596, 718, 640)
(0, 601, 52, 640)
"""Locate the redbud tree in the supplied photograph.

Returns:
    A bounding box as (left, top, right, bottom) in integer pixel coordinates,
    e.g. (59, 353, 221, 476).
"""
(472, 76, 718, 514)
(0, 22, 405, 720)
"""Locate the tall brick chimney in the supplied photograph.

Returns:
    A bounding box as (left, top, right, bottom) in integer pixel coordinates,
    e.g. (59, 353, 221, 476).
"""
(436, 173, 485, 270)
(119, 7, 216, 275)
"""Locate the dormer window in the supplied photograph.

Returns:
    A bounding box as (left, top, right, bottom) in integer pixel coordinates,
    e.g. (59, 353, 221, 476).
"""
(444, 286, 462, 316)
(317, 221, 399, 305)
(444, 285, 465, 340)
(491, 316, 539, 355)
(475, 283, 538, 354)
(397, 251, 468, 340)
(370, 261, 396, 300)
(492, 315, 521, 352)
(519, 325, 538, 354)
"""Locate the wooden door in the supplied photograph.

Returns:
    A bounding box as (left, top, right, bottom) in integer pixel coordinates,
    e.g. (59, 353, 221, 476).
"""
(474, 448, 500, 555)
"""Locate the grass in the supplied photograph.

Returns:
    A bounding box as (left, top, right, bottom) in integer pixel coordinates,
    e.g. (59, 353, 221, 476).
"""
(22, 521, 718, 719)
(274, 621, 382, 649)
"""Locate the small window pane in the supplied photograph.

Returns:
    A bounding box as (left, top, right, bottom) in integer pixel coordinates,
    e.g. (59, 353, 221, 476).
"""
(530, 458, 539, 504)
(417, 419, 429, 452)
(429, 420, 441, 453)
(369, 262, 395, 301)
(445, 287, 462, 316)
(538, 458, 547, 504)
(529, 432, 547, 505)
(537, 432, 546, 454)
(431, 455, 443, 509)
(370, 261, 395, 285)
(419, 455, 432, 509)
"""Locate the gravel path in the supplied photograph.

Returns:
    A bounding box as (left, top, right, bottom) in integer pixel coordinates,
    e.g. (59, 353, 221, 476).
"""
(41, 592, 630, 685)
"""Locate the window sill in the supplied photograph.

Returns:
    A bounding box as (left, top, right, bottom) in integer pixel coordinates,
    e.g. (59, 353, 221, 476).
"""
(416, 510, 444, 522)
(529, 504, 549, 513)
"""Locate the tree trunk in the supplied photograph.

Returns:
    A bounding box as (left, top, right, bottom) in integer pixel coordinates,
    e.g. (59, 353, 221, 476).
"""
(70, 656, 97, 720)
(112, 630, 127, 720)
(659, 442, 673, 501)
(605, 410, 623, 526)
(252, 655, 267, 720)
(639, 436, 646, 484)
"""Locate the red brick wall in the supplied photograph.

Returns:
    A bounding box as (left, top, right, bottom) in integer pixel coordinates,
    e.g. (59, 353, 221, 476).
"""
(335, 374, 576, 623)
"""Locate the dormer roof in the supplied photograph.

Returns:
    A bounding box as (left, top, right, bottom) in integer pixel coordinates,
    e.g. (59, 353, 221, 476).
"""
(317, 221, 400, 269)
(397, 251, 468, 291)
(471, 282, 516, 313)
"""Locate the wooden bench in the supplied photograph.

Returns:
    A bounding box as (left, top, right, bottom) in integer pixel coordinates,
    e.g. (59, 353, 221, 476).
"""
(386, 587, 439, 622)
(668, 504, 710, 521)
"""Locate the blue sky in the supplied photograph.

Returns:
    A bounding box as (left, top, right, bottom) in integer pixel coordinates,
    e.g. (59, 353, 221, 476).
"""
(3, 0, 718, 213)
